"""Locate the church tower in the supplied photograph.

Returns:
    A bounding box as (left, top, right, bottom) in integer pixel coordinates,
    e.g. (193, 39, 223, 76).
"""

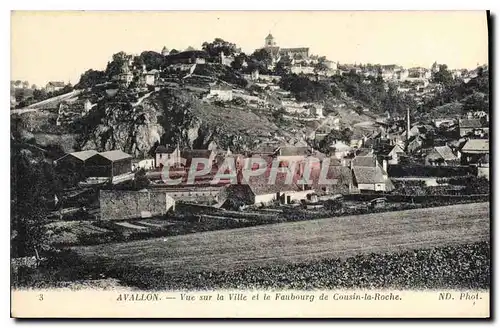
(265, 33, 276, 48)
(161, 46, 169, 56)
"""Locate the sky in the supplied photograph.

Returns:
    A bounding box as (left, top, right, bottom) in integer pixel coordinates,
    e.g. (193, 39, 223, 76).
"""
(11, 11, 489, 87)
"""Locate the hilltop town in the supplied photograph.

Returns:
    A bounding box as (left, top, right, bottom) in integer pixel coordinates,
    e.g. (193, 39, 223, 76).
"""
(11, 33, 490, 290)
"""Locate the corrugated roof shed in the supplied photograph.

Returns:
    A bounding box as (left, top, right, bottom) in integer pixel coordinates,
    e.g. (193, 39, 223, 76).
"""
(97, 150, 132, 162)
(56, 150, 98, 163)
(69, 150, 99, 161)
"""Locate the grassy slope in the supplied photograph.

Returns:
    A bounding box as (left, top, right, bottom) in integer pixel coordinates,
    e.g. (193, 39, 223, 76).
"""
(192, 102, 281, 138)
(74, 202, 489, 275)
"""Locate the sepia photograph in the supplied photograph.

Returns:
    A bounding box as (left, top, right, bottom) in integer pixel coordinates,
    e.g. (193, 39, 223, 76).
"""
(10, 10, 490, 318)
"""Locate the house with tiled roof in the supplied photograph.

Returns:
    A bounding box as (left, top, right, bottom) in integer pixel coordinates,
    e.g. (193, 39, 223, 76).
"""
(459, 119, 489, 137)
(425, 145, 459, 166)
(155, 145, 181, 168)
(461, 139, 489, 165)
(219, 169, 314, 207)
(275, 146, 311, 168)
(407, 135, 425, 154)
(352, 166, 394, 193)
(349, 153, 394, 192)
(352, 155, 378, 168)
(377, 144, 406, 165)
(307, 164, 354, 195)
(46, 81, 65, 93)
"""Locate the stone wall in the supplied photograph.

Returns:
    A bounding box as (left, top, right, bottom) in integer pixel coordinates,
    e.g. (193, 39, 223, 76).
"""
(99, 190, 175, 221)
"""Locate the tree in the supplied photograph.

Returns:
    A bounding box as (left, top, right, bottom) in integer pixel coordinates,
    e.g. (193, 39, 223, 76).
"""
(139, 51, 165, 70)
(432, 64, 454, 87)
(274, 61, 289, 76)
(105, 51, 129, 78)
(133, 168, 151, 190)
(75, 69, 107, 89)
(230, 53, 248, 71)
(11, 146, 58, 257)
(202, 38, 238, 59)
(32, 88, 48, 102)
(185, 46, 196, 51)
(31, 84, 37, 90)
(462, 92, 489, 112)
(313, 57, 329, 81)
(15, 89, 25, 103)
(272, 107, 286, 124)
(169, 49, 179, 55)
(279, 73, 333, 103)
(22, 81, 30, 89)
(318, 128, 353, 153)
(250, 48, 273, 68)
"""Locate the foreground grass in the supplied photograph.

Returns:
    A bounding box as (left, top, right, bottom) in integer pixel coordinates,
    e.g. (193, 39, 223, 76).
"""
(12, 242, 490, 291)
(72, 202, 489, 274)
(116, 241, 490, 291)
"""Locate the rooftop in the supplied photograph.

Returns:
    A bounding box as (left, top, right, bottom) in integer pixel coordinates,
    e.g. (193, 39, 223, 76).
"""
(353, 166, 386, 184)
(96, 150, 132, 162)
(181, 149, 214, 160)
(461, 139, 489, 153)
(155, 145, 177, 154)
(459, 119, 483, 129)
(245, 169, 302, 195)
(434, 145, 457, 161)
(58, 150, 98, 162)
(278, 146, 310, 157)
(352, 155, 378, 168)
(47, 81, 65, 87)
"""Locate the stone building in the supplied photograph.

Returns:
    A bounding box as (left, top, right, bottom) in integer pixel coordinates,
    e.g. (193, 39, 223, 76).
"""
(99, 189, 175, 220)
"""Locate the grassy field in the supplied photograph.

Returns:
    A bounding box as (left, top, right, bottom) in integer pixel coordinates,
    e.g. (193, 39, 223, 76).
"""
(74, 202, 490, 275)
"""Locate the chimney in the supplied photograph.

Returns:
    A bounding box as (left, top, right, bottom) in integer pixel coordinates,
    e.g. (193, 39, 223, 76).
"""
(382, 159, 388, 173)
(405, 107, 411, 152)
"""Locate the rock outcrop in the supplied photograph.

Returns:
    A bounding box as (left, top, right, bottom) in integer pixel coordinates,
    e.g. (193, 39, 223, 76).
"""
(77, 87, 281, 158)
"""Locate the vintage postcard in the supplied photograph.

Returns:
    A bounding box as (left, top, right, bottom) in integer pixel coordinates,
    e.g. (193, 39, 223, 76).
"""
(10, 10, 490, 318)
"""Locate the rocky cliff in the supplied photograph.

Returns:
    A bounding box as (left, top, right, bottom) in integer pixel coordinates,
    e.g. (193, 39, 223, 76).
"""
(77, 87, 283, 158)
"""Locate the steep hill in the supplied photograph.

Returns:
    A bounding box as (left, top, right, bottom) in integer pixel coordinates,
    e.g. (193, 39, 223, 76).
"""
(13, 83, 305, 158)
